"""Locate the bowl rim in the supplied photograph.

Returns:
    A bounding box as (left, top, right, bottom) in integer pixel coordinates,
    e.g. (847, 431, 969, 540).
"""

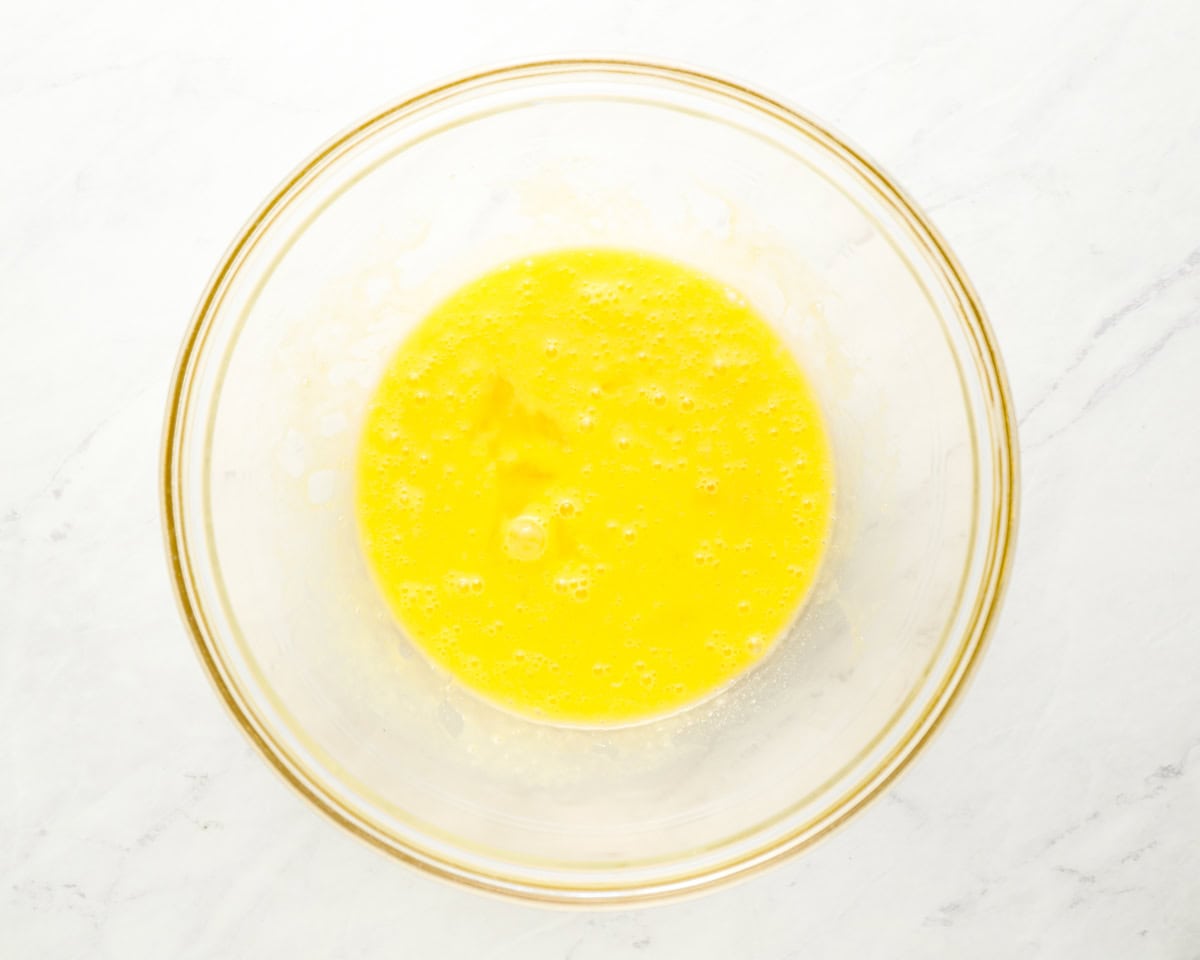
(161, 57, 1020, 906)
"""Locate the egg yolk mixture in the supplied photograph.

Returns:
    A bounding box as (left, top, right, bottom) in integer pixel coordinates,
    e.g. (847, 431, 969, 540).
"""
(356, 248, 834, 724)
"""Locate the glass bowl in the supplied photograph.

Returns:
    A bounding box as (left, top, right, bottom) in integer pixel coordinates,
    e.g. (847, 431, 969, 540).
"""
(162, 60, 1018, 904)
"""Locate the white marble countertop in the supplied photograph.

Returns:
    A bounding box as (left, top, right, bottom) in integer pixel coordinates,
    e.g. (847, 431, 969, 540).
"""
(3, 0, 1199, 956)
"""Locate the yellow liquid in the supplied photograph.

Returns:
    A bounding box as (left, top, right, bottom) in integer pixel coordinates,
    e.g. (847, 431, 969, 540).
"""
(356, 249, 834, 724)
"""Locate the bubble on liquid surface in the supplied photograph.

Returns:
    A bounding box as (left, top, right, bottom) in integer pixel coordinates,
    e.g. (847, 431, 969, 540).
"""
(503, 514, 547, 562)
(553, 566, 592, 602)
(447, 573, 485, 596)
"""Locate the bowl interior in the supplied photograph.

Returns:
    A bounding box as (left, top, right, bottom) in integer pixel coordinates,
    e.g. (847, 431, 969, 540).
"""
(167, 62, 1014, 902)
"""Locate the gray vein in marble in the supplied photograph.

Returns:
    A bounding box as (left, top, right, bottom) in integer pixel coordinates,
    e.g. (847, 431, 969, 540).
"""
(1022, 243, 1200, 426)
(1027, 308, 1199, 450)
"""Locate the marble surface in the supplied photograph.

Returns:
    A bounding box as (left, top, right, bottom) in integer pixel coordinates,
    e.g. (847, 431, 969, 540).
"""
(3, 0, 1199, 955)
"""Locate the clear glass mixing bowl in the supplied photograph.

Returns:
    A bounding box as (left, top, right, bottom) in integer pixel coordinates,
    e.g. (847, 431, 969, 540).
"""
(162, 60, 1018, 904)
